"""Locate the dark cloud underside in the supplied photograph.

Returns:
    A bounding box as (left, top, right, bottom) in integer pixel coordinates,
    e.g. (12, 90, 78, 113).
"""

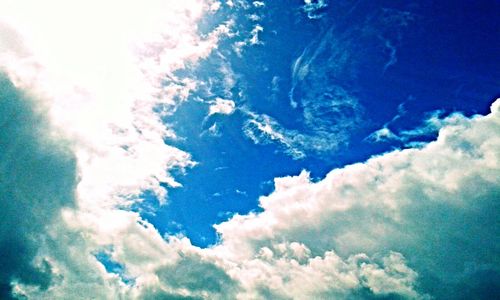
(0, 74, 77, 299)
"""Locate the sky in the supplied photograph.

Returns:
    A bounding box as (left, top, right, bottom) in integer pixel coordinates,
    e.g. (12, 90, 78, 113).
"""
(0, 0, 498, 299)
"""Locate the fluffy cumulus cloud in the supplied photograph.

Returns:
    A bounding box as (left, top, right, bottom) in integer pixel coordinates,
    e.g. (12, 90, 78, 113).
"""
(0, 0, 499, 299)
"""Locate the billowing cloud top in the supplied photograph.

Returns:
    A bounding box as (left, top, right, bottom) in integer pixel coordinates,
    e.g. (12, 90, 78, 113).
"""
(0, 0, 499, 299)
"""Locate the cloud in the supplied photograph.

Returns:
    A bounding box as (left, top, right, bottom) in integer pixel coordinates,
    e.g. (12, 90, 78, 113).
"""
(0, 0, 234, 207)
(241, 6, 416, 159)
(367, 109, 469, 147)
(0, 73, 78, 299)
(0, 1, 236, 299)
(233, 24, 264, 55)
(302, 0, 328, 19)
(241, 19, 366, 159)
(252, 1, 265, 8)
(208, 98, 236, 116)
(243, 111, 306, 159)
(382, 38, 398, 72)
(146, 254, 238, 299)
(243, 84, 361, 160)
(367, 127, 399, 143)
(218, 243, 425, 299)
(216, 99, 500, 298)
(16, 98, 497, 299)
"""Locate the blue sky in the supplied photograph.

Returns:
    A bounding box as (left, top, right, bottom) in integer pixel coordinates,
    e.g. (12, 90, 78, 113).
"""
(143, 0, 499, 247)
(0, 0, 499, 299)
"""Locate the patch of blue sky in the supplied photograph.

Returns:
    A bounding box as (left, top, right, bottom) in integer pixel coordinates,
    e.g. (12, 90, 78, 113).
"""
(94, 250, 135, 285)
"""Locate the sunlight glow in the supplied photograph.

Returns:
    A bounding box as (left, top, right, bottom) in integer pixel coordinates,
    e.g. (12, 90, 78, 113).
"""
(0, 0, 225, 206)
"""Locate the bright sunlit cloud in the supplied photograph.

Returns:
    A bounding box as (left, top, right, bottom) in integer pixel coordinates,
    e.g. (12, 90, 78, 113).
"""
(0, 0, 230, 206)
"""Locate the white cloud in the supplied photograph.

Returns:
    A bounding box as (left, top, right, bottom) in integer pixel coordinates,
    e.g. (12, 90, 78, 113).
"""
(243, 25, 365, 159)
(242, 97, 359, 159)
(367, 109, 468, 146)
(243, 111, 307, 159)
(209, 122, 222, 137)
(233, 24, 264, 55)
(366, 126, 399, 142)
(221, 244, 425, 299)
(253, 1, 265, 8)
(302, 0, 328, 19)
(209, 98, 237, 116)
(249, 25, 264, 45)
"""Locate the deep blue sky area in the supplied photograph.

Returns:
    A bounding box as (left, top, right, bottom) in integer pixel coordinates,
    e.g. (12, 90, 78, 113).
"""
(143, 0, 499, 247)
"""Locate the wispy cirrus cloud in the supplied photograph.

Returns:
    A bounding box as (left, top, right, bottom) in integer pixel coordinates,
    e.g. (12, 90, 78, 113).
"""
(367, 106, 471, 148)
(243, 24, 364, 159)
(302, 0, 329, 19)
(3, 46, 500, 300)
(242, 6, 416, 160)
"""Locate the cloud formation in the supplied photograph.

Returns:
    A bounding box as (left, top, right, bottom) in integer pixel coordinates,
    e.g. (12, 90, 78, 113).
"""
(208, 98, 236, 116)
(244, 6, 415, 159)
(0, 0, 232, 207)
(302, 0, 328, 19)
(0, 1, 498, 299)
(0, 74, 77, 299)
(243, 24, 364, 159)
(0, 1, 236, 298)
(9, 89, 497, 298)
(367, 108, 469, 149)
(217, 99, 500, 298)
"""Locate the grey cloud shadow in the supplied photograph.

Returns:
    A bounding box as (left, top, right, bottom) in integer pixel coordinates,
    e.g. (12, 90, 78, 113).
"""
(0, 73, 78, 298)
